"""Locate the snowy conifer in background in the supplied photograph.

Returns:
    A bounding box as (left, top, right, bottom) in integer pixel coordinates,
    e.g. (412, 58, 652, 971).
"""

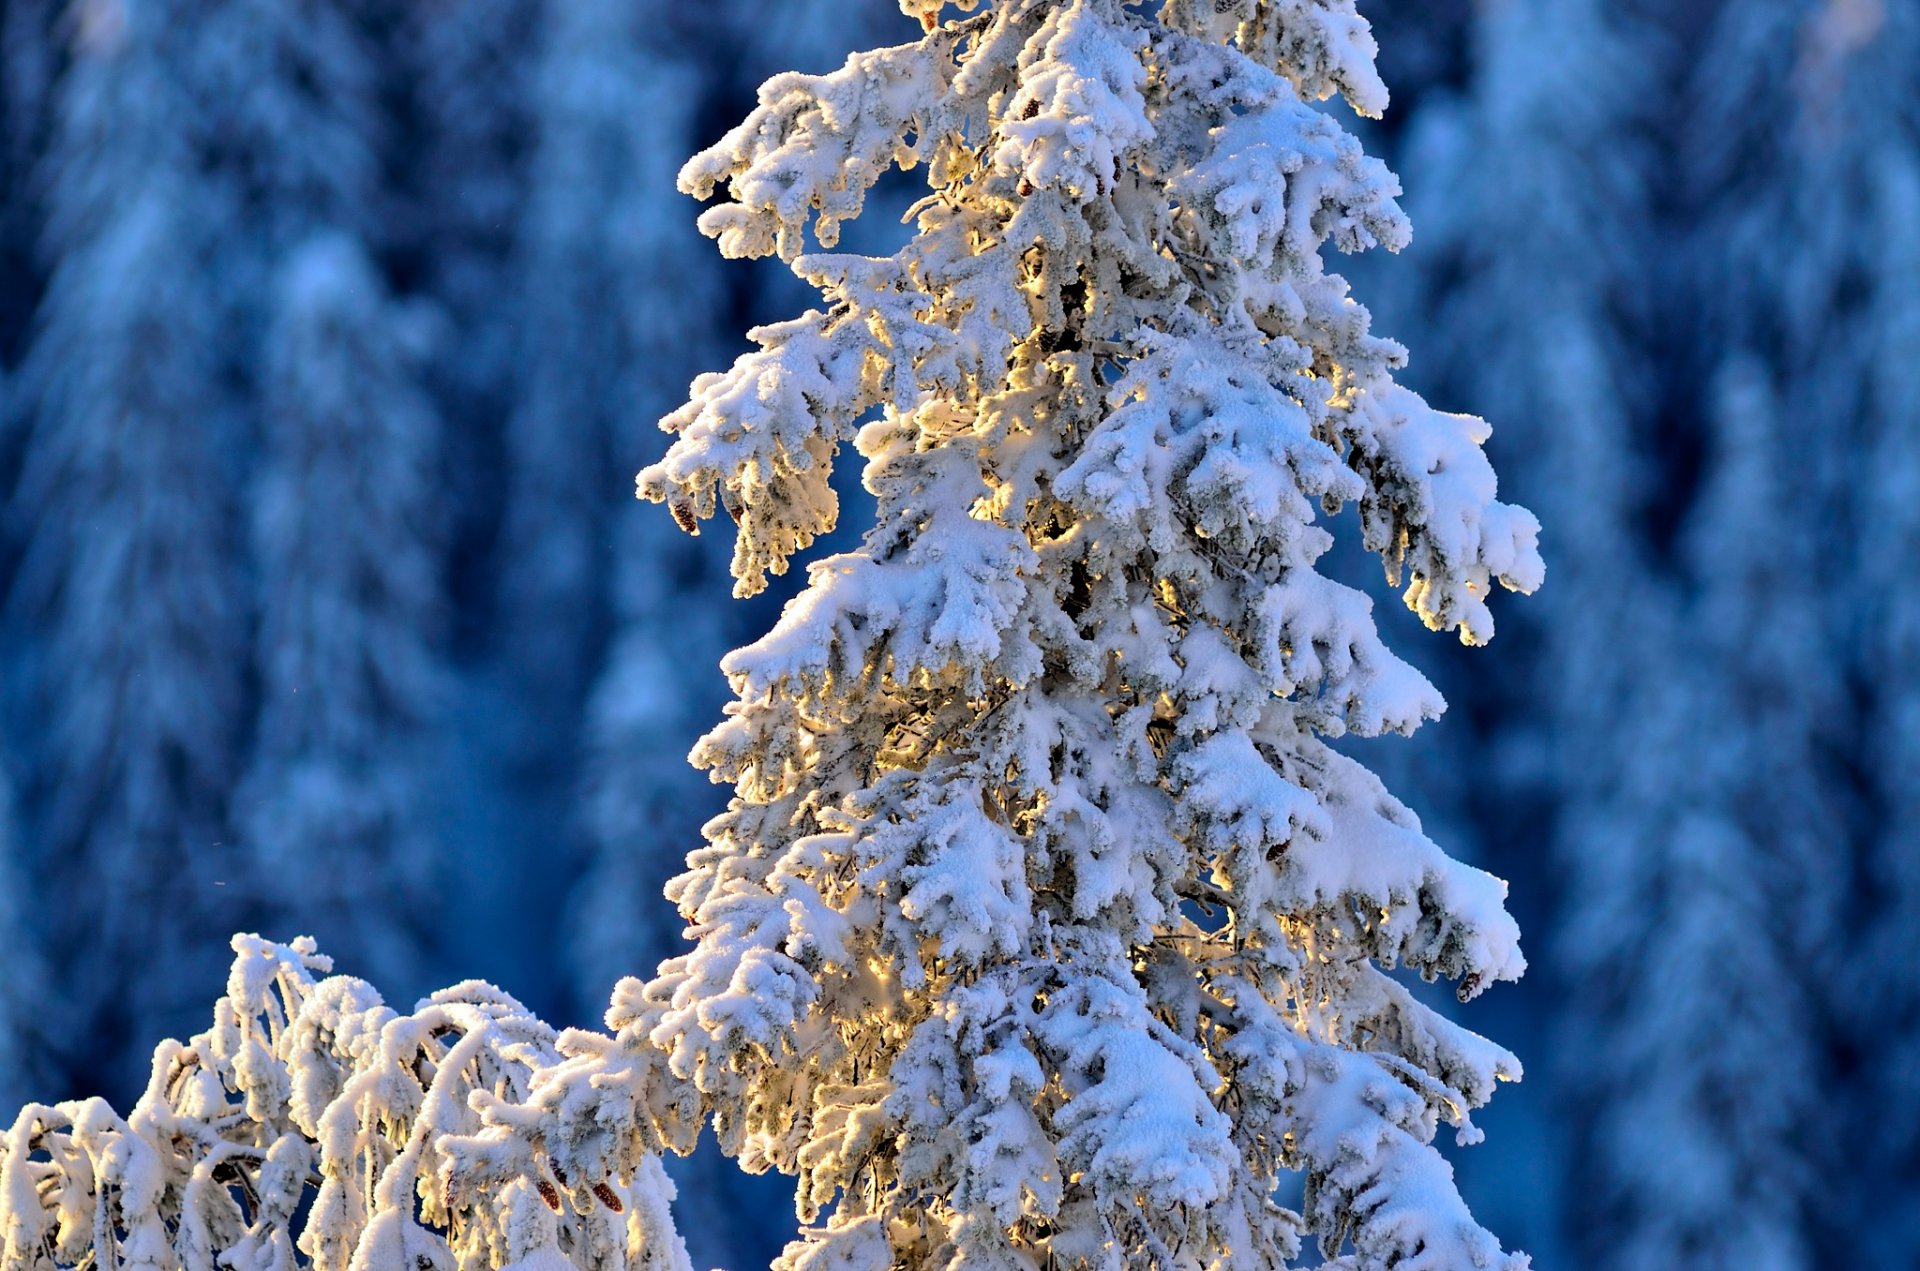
(4, 0, 250, 1093)
(184, 0, 459, 997)
(1374, 1, 1920, 1261)
(402, 0, 537, 559)
(1855, 17, 1920, 1252)
(1, 0, 59, 358)
(0, 935, 690, 1270)
(512, 7, 808, 1264)
(499, 0, 731, 868)
(506, 0, 733, 1014)
(187, 0, 387, 271)
(1686, 0, 1920, 1258)
(234, 233, 448, 991)
(0, 768, 44, 1110)
(1544, 7, 1855, 1262)
(180, 0, 464, 998)
(405, 0, 535, 346)
(515, 0, 1542, 1264)
(1547, 2, 1920, 1263)
(1562, 361, 1834, 1271)
(1368, 0, 1647, 737)
(1359, 1, 1653, 1253)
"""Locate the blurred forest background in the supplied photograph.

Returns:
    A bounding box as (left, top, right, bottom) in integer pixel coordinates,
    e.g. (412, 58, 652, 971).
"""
(0, 0, 1914, 1267)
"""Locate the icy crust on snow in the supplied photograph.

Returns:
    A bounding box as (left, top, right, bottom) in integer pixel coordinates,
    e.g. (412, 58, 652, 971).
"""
(617, 0, 1541, 1265)
(0, 937, 688, 1271)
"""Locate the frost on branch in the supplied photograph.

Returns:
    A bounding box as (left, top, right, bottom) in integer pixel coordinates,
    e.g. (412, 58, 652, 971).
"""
(628, 0, 1542, 1266)
(0, 937, 688, 1271)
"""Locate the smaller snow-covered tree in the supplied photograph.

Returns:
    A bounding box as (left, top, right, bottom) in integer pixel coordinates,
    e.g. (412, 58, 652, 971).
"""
(234, 232, 447, 989)
(0, 935, 689, 1270)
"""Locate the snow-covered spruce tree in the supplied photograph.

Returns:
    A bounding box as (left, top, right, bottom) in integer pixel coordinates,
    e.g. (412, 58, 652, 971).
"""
(506, 2, 1543, 1266)
(0, 935, 690, 1270)
(234, 233, 448, 992)
(4, 0, 250, 1094)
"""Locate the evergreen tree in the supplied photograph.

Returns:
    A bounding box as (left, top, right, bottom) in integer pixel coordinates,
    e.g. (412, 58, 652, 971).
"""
(0, 766, 44, 1110)
(0, 4, 1555, 1266)
(704, 0, 913, 331)
(1706, 0, 1920, 1256)
(1560, 362, 1830, 1271)
(4, 0, 249, 1097)
(525, 2, 1543, 1265)
(402, 0, 538, 610)
(504, 0, 733, 1019)
(233, 232, 447, 992)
